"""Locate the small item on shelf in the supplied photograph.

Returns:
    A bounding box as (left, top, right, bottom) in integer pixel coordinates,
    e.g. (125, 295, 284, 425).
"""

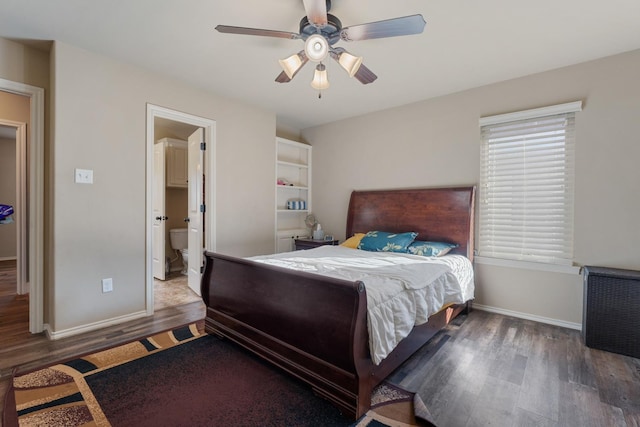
(277, 178, 293, 186)
(286, 200, 306, 210)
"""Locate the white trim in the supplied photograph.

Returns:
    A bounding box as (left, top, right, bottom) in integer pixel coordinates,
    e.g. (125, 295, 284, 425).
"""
(44, 311, 147, 340)
(479, 100, 583, 126)
(475, 256, 581, 275)
(15, 123, 28, 294)
(473, 304, 581, 331)
(145, 104, 216, 315)
(0, 78, 45, 334)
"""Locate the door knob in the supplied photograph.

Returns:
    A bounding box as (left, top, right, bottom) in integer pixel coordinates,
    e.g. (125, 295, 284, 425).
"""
(184, 217, 190, 223)
(155, 216, 169, 221)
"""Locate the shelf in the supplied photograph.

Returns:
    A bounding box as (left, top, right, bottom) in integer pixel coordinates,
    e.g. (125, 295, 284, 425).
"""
(276, 185, 308, 191)
(277, 160, 309, 169)
(277, 209, 309, 213)
(276, 137, 311, 253)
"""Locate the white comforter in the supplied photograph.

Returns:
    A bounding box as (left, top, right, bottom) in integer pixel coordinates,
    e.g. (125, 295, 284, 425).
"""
(249, 245, 474, 365)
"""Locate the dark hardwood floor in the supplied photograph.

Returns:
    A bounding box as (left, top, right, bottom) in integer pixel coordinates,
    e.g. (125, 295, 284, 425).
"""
(2, 257, 639, 426)
(388, 310, 640, 427)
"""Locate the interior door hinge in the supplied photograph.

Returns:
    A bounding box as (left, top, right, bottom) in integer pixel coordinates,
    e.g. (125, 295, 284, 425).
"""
(200, 204, 206, 213)
(200, 142, 206, 151)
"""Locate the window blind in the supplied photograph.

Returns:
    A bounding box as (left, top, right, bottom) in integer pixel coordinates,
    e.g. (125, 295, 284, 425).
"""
(479, 105, 579, 265)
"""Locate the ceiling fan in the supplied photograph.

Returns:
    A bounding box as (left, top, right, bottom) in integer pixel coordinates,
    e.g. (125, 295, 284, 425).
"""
(215, 0, 426, 96)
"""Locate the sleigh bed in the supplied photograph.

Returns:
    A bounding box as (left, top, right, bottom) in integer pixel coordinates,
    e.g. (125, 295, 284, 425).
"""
(201, 186, 476, 419)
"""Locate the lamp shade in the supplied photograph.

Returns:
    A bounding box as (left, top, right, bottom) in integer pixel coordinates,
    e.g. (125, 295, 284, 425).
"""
(279, 53, 303, 79)
(338, 51, 363, 77)
(305, 34, 329, 62)
(311, 64, 329, 90)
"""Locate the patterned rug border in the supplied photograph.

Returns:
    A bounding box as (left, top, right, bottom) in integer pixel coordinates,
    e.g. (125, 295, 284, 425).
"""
(13, 324, 202, 426)
(11, 324, 430, 427)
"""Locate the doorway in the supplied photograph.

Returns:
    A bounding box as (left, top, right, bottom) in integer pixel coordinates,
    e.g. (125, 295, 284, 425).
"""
(0, 79, 45, 334)
(146, 104, 216, 315)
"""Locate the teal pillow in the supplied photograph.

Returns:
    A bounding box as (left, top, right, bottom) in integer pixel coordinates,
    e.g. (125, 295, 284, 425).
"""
(357, 231, 417, 253)
(407, 241, 458, 257)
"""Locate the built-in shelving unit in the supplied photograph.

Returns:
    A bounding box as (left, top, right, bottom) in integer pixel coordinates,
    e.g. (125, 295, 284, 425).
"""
(275, 137, 312, 253)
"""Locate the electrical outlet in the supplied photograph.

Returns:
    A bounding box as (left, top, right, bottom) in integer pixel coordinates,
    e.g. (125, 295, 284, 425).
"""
(75, 168, 93, 184)
(102, 278, 113, 293)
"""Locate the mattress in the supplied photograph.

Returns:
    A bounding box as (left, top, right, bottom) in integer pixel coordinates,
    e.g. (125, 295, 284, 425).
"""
(249, 245, 474, 364)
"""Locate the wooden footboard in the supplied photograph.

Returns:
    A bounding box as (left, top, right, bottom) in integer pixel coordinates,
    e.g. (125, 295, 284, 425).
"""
(201, 251, 374, 418)
(201, 251, 470, 419)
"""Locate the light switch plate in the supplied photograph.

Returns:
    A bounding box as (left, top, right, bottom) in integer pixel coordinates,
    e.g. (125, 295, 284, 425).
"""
(75, 168, 93, 184)
(102, 278, 113, 293)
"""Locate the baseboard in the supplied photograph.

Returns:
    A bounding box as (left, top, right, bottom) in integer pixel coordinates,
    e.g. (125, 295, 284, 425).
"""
(45, 310, 149, 340)
(473, 303, 582, 331)
(0, 256, 17, 261)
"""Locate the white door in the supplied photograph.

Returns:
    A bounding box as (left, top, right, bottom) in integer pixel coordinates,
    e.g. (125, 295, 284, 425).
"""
(152, 142, 166, 280)
(187, 128, 204, 295)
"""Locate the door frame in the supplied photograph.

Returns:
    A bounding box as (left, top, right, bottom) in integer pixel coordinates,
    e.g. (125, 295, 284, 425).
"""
(145, 104, 216, 315)
(0, 78, 45, 334)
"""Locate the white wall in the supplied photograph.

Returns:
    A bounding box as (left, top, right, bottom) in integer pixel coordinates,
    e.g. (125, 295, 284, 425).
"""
(49, 41, 277, 332)
(302, 49, 640, 327)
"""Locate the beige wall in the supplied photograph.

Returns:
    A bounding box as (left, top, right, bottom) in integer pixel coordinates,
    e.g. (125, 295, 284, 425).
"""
(49, 41, 276, 332)
(302, 49, 640, 327)
(0, 38, 49, 89)
(0, 136, 17, 258)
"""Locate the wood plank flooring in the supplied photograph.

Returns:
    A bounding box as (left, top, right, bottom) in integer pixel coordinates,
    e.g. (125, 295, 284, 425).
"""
(2, 256, 639, 426)
(388, 309, 640, 427)
(0, 260, 206, 425)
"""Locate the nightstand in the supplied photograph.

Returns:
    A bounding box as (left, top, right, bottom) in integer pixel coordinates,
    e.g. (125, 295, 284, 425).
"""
(294, 238, 340, 250)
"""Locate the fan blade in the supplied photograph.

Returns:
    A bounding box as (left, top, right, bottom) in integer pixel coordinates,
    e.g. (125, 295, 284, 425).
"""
(353, 64, 377, 85)
(276, 53, 309, 83)
(275, 71, 292, 83)
(302, 0, 328, 27)
(340, 14, 426, 42)
(215, 25, 300, 40)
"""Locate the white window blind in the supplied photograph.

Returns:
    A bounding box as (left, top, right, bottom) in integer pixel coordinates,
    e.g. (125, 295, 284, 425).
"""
(479, 102, 580, 265)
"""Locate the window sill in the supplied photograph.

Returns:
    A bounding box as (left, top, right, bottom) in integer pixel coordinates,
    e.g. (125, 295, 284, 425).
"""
(474, 256, 581, 275)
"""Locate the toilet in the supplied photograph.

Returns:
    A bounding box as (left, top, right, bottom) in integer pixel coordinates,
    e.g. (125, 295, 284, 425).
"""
(169, 228, 189, 275)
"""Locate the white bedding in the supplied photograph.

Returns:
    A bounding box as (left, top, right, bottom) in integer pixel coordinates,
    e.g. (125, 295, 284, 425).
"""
(249, 245, 474, 364)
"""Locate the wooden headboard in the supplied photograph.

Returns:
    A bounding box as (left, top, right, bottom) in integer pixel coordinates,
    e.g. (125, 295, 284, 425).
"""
(345, 186, 476, 260)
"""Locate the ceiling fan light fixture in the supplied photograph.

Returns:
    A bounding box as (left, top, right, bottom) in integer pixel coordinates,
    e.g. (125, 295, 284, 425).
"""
(311, 63, 329, 90)
(338, 51, 363, 77)
(305, 34, 329, 62)
(279, 53, 304, 79)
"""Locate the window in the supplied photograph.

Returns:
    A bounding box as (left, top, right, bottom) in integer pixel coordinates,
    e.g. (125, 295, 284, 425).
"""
(479, 101, 581, 265)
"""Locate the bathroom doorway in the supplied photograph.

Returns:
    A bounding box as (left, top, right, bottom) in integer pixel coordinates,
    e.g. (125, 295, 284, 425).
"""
(146, 104, 216, 314)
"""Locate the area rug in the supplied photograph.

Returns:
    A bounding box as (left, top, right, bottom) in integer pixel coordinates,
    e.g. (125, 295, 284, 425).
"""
(9, 324, 435, 426)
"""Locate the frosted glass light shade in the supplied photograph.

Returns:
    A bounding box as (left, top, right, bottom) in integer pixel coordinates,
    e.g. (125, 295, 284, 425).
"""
(311, 64, 329, 90)
(279, 53, 303, 79)
(305, 34, 329, 62)
(338, 51, 363, 77)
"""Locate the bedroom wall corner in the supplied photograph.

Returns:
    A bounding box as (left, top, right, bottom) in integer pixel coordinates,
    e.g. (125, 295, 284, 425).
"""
(302, 48, 640, 329)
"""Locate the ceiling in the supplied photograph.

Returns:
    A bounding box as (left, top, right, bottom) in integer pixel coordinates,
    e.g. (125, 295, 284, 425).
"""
(1, 0, 639, 130)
